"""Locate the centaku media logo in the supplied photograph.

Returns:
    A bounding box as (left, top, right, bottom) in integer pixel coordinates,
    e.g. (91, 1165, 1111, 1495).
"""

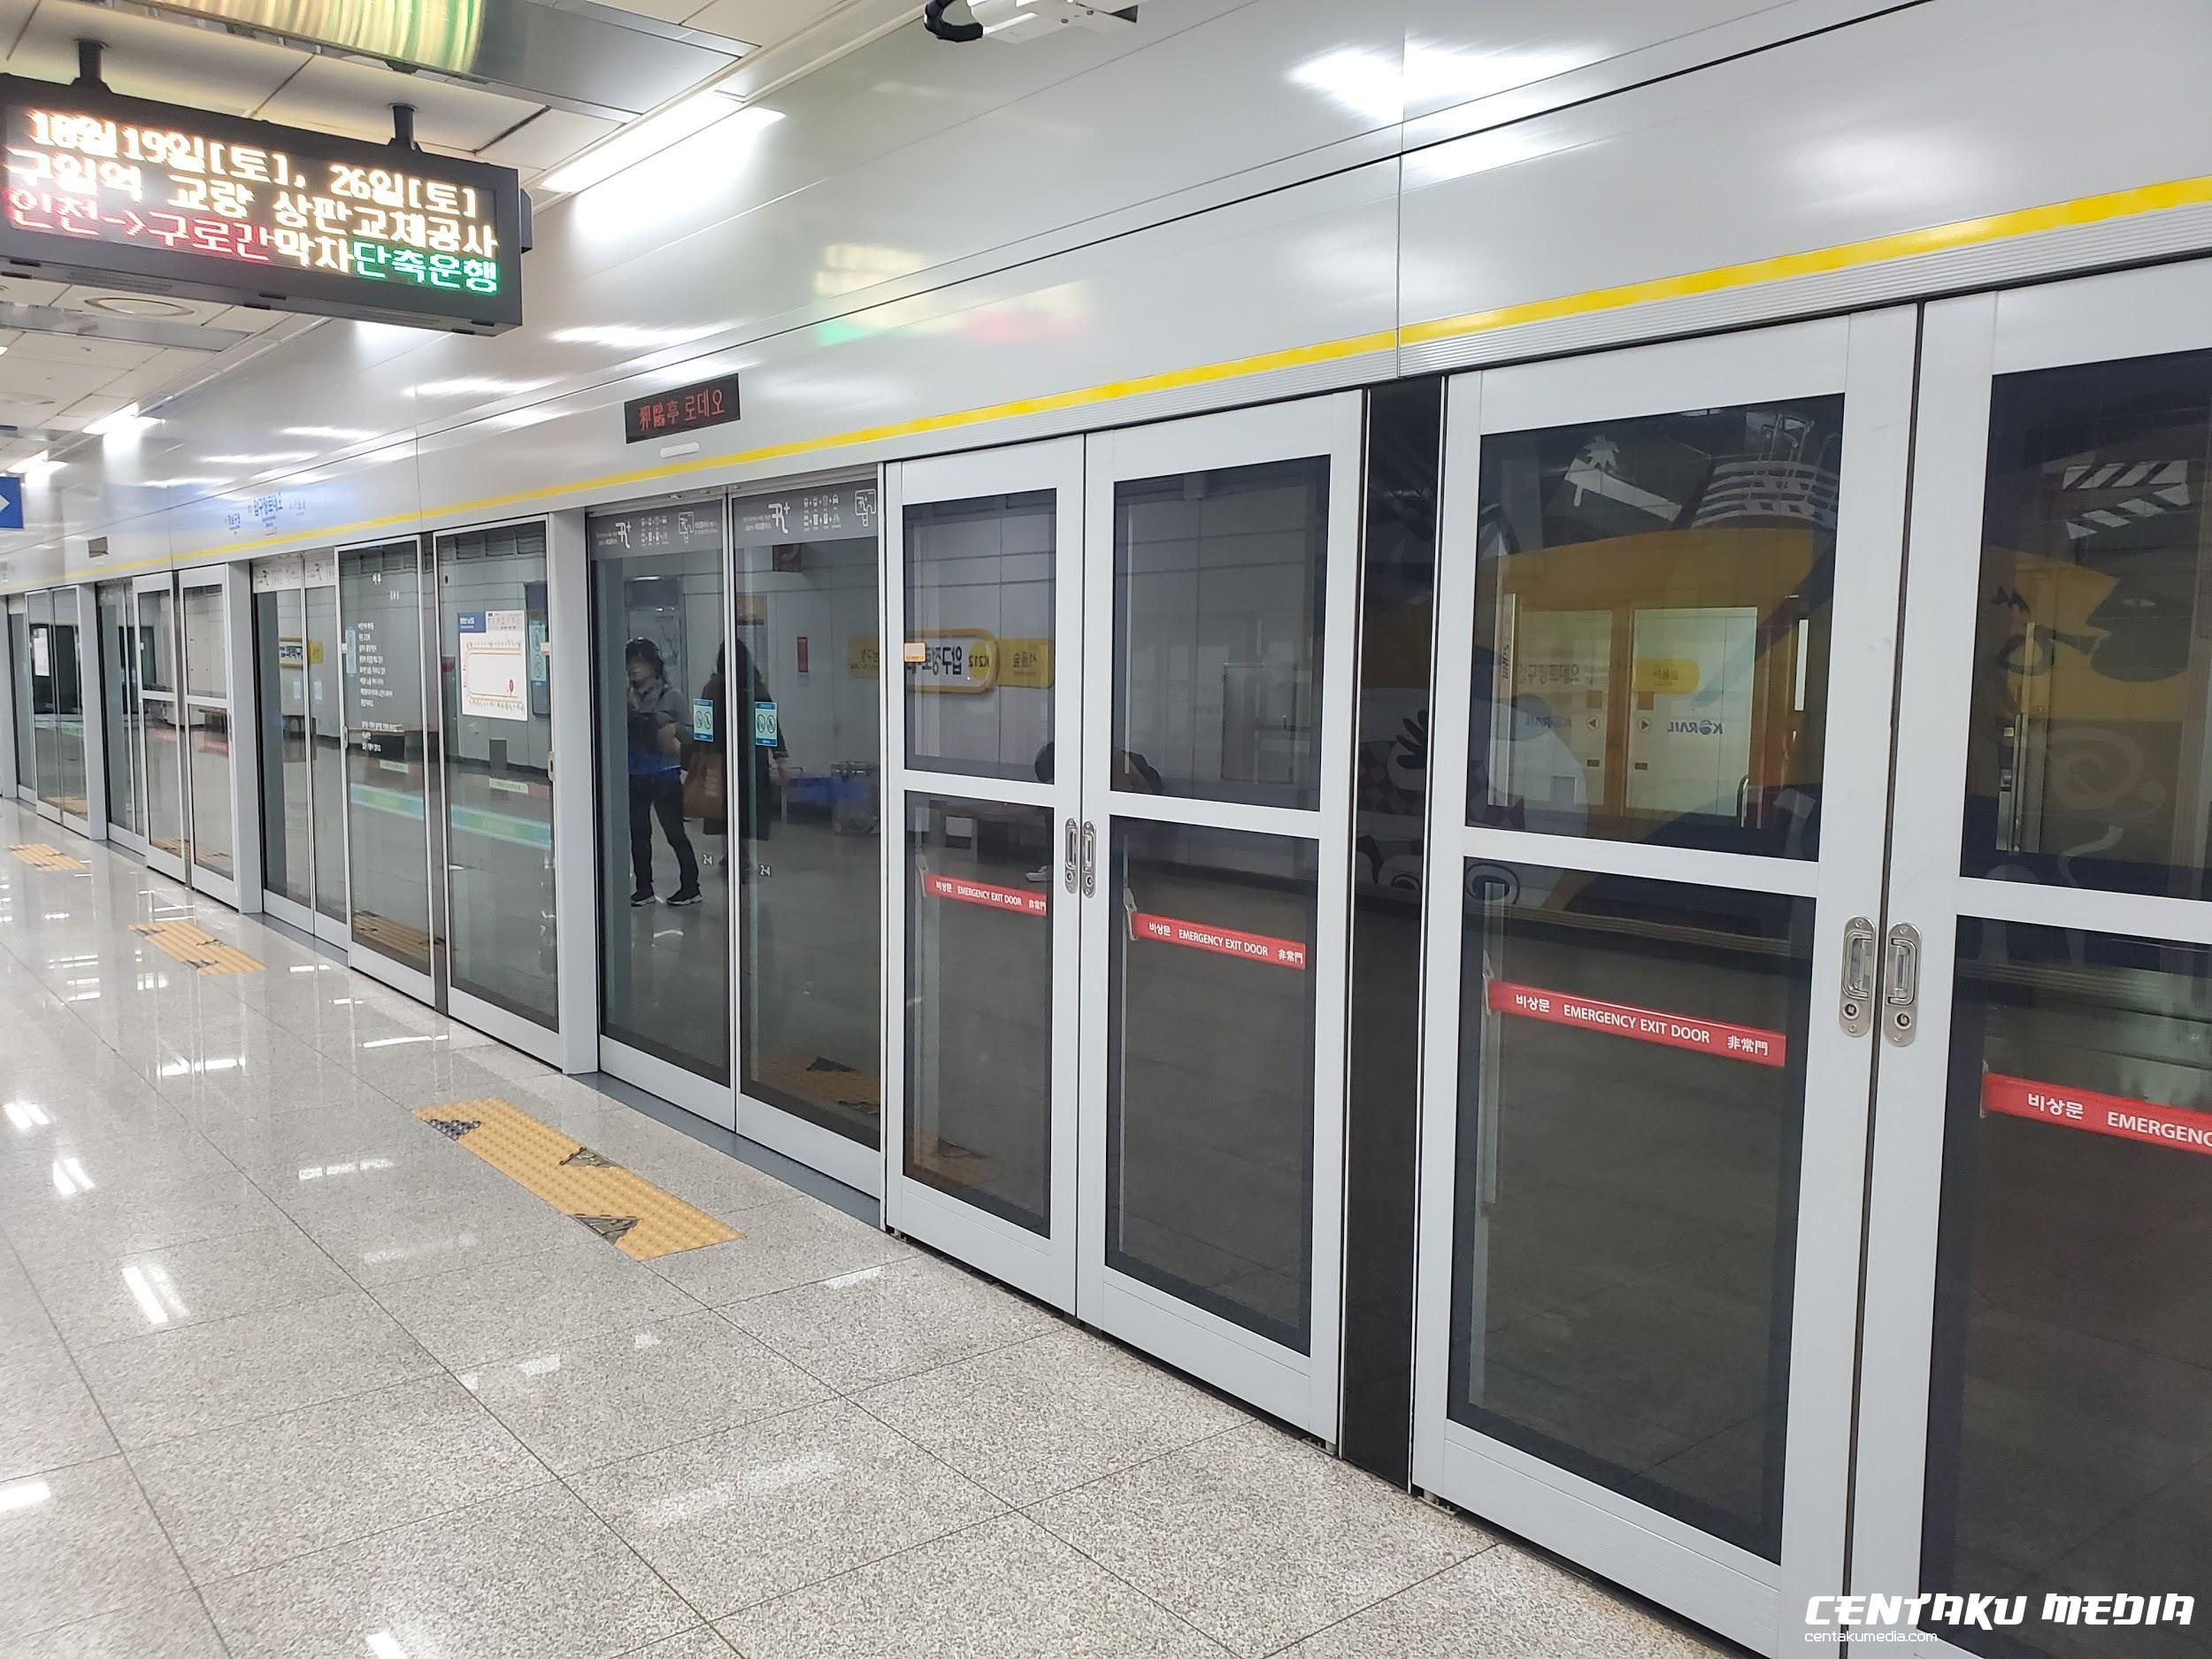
(1805, 1593, 2196, 1643)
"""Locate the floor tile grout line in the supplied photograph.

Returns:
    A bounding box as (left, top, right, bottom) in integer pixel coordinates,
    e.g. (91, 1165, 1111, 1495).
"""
(1252, 1548, 1500, 1658)
(0, 1213, 243, 1659)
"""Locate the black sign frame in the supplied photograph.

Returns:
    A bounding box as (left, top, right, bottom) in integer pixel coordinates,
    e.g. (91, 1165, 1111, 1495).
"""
(624, 373, 741, 443)
(0, 74, 526, 334)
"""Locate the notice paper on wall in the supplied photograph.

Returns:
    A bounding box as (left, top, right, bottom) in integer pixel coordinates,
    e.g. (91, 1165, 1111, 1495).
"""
(457, 609, 527, 722)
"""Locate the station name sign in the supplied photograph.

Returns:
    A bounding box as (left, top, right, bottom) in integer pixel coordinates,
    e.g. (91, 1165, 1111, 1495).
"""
(0, 75, 526, 334)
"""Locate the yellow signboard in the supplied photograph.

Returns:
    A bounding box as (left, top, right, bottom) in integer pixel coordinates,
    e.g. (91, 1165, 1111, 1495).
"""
(849, 637, 879, 678)
(998, 638, 1055, 688)
(1632, 657, 1701, 695)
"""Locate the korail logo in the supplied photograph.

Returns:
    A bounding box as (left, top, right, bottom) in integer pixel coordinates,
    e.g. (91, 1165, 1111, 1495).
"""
(1806, 1594, 2196, 1644)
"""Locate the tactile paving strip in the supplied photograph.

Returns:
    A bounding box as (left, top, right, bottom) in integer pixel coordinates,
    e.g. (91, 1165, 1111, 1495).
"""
(9, 842, 88, 872)
(415, 1097, 741, 1261)
(131, 919, 264, 974)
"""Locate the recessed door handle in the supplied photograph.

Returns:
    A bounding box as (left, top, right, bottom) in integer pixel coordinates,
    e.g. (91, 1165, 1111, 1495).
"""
(1080, 821, 1096, 897)
(1839, 916, 1875, 1037)
(1882, 922, 1920, 1048)
(1063, 818, 1078, 894)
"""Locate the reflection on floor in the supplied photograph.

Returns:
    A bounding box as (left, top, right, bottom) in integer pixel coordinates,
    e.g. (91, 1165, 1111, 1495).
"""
(0, 799, 1724, 1659)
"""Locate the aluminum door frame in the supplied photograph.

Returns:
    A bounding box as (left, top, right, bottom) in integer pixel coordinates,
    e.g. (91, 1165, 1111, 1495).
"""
(251, 556, 316, 934)
(436, 516, 566, 1069)
(96, 580, 148, 858)
(727, 466, 888, 1200)
(3, 593, 27, 803)
(58, 584, 101, 839)
(881, 436, 1087, 1305)
(1849, 258, 2212, 1657)
(1076, 393, 1363, 1440)
(1409, 312, 1917, 1655)
(178, 564, 257, 910)
(133, 572, 189, 883)
(302, 553, 351, 947)
(336, 535, 440, 1009)
(27, 588, 60, 824)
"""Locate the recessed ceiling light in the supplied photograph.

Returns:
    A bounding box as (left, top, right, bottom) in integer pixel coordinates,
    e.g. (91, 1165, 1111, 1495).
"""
(541, 96, 780, 196)
(82, 295, 194, 318)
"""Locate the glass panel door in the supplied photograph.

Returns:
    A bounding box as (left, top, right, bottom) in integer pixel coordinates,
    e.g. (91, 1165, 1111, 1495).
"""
(1413, 315, 1917, 1654)
(1855, 263, 2212, 1659)
(1079, 396, 1362, 1436)
(437, 520, 558, 1040)
(181, 576, 234, 893)
(884, 439, 1083, 1306)
(589, 497, 731, 1113)
(7, 596, 32, 800)
(135, 575, 187, 879)
(49, 588, 86, 825)
(96, 580, 142, 845)
(341, 539, 436, 995)
(729, 478, 885, 1190)
(305, 563, 349, 940)
(27, 588, 58, 818)
(253, 560, 314, 925)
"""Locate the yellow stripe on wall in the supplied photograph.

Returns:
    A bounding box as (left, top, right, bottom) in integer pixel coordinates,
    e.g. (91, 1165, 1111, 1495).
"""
(12, 169, 2209, 580)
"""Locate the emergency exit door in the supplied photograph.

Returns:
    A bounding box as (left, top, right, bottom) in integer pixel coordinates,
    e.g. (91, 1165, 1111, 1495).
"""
(882, 393, 1363, 1436)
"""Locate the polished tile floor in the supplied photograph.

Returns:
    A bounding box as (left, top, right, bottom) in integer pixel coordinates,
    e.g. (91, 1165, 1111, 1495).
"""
(0, 801, 1728, 1659)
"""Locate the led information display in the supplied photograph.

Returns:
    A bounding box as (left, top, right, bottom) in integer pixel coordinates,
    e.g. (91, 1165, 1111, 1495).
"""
(0, 75, 525, 333)
(624, 373, 741, 442)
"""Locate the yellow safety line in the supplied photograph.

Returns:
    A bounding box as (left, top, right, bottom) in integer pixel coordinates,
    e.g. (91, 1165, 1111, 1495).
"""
(415, 1098, 741, 1261)
(131, 919, 264, 974)
(9, 168, 2207, 581)
(9, 842, 88, 872)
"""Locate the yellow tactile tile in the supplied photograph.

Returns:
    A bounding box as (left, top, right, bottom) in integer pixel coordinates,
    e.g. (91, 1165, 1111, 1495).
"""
(131, 919, 264, 974)
(415, 1097, 741, 1262)
(353, 913, 433, 962)
(9, 842, 88, 872)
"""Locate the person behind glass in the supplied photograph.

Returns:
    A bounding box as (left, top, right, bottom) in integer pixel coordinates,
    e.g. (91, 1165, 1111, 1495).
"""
(625, 637, 701, 907)
(700, 640, 787, 880)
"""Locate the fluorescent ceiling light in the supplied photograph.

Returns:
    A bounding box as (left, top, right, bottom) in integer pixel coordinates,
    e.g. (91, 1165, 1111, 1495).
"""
(407, 377, 550, 399)
(141, 476, 234, 488)
(87, 403, 157, 437)
(550, 324, 723, 350)
(542, 95, 782, 196)
(19, 450, 59, 475)
(205, 451, 312, 465)
(282, 426, 376, 441)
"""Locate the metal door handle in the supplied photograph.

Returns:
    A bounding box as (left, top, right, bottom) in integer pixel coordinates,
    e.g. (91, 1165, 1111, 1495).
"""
(1839, 916, 1876, 1037)
(1080, 821, 1096, 896)
(1063, 818, 1078, 894)
(1882, 922, 1920, 1048)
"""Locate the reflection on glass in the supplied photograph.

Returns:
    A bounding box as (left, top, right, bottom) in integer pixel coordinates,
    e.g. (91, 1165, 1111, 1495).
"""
(591, 501, 728, 1081)
(140, 588, 176, 695)
(342, 541, 433, 974)
(142, 696, 184, 857)
(7, 603, 32, 790)
(28, 591, 56, 809)
(733, 482, 882, 1145)
(1920, 922, 2212, 1659)
(49, 589, 84, 816)
(97, 583, 139, 837)
(1114, 458, 1329, 810)
(255, 583, 311, 907)
(306, 582, 348, 925)
(181, 584, 227, 698)
(1965, 352, 2212, 898)
(1108, 821, 1318, 1348)
(439, 524, 556, 1027)
(188, 705, 232, 879)
(1448, 860, 1809, 1558)
(1471, 400, 1843, 857)
(904, 490, 1054, 783)
(904, 794, 1052, 1230)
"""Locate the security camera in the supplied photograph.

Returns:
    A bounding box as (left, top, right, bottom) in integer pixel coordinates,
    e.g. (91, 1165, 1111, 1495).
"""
(924, 0, 1139, 42)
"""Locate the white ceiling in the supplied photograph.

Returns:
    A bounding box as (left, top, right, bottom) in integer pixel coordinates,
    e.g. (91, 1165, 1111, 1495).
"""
(0, 0, 881, 475)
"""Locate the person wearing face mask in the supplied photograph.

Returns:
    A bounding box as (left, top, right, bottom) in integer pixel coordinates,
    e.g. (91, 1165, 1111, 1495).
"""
(624, 637, 702, 907)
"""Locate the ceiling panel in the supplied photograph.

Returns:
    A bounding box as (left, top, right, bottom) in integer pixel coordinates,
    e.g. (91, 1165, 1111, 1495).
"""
(476, 106, 624, 169)
(11, 1, 306, 115)
(681, 0, 825, 48)
(252, 53, 546, 151)
(2, 333, 162, 368)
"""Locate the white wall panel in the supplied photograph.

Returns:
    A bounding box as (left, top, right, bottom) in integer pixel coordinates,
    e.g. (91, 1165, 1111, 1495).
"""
(0, 0, 2208, 589)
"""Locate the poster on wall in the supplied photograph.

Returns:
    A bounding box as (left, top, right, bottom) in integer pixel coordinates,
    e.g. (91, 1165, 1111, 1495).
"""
(457, 609, 527, 722)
